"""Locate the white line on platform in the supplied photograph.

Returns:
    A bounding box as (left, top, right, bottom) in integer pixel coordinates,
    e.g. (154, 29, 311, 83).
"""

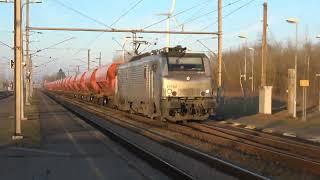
(231, 122, 242, 127)
(9, 147, 71, 156)
(218, 121, 228, 124)
(262, 128, 274, 133)
(282, 132, 297, 138)
(307, 137, 320, 143)
(42, 94, 105, 179)
(244, 125, 256, 130)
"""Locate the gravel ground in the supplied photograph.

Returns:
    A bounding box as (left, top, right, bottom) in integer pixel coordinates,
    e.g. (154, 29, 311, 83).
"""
(54, 93, 320, 179)
(53, 94, 238, 180)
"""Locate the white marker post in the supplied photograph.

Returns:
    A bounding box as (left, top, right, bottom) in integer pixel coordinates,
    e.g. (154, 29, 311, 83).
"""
(316, 74, 320, 112)
(300, 80, 309, 121)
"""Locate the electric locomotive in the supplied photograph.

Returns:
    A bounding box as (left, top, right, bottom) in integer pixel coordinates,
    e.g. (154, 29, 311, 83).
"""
(116, 46, 216, 121)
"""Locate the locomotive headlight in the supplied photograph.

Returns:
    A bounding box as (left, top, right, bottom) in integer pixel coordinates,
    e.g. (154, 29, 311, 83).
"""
(172, 91, 177, 96)
(200, 91, 206, 96)
(205, 89, 210, 94)
(167, 89, 172, 94)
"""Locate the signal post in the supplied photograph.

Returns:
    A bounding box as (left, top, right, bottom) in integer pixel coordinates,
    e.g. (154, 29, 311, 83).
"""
(259, 0, 272, 115)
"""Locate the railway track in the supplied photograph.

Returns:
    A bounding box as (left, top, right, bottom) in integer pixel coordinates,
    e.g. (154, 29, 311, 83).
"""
(45, 93, 194, 180)
(0, 91, 13, 100)
(183, 122, 320, 176)
(45, 91, 267, 180)
(201, 122, 320, 160)
(98, 99, 320, 178)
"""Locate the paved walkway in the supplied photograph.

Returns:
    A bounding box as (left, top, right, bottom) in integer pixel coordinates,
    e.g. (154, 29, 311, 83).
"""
(0, 92, 167, 180)
(0, 96, 15, 144)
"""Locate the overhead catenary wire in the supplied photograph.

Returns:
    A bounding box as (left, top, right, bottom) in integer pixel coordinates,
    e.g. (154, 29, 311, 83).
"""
(37, 26, 219, 59)
(0, 56, 12, 62)
(181, 0, 213, 25)
(0, 40, 13, 49)
(50, 0, 112, 29)
(72, 32, 125, 58)
(201, 0, 256, 31)
(31, 37, 75, 56)
(33, 51, 77, 75)
(143, 0, 211, 30)
(182, 0, 244, 25)
(33, 47, 88, 51)
(110, 0, 145, 27)
(34, 0, 110, 63)
(71, 0, 145, 58)
(112, 37, 132, 55)
(36, 57, 58, 67)
(178, 0, 256, 45)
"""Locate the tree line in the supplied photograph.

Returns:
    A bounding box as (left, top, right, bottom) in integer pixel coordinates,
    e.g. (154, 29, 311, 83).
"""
(214, 40, 320, 106)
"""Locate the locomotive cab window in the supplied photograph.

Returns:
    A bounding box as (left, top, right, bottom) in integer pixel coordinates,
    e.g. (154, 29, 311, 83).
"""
(167, 57, 204, 71)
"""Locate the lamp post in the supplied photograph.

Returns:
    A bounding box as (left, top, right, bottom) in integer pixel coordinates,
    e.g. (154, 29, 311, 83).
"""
(25, 0, 42, 105)
(286, 17, 299, 118)
(1, 0, 42, 118)
(20, 0, 41, 118)
(14, 0, 22, 138)
(316, 73, 320, 112)
(249, 47, 255, 92)
(1, 0, 25, 136)
(238, 35, 248, 81)
(316, 35, 320, 111)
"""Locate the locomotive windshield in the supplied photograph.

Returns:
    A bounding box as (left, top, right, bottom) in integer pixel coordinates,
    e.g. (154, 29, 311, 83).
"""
(167, 57, 204, 71)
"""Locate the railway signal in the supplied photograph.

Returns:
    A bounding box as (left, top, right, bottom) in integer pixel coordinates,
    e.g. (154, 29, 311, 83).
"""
(10, 60, 14, 69)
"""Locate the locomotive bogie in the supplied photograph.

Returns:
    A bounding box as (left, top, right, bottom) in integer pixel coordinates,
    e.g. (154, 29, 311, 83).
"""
(160, 98, 216, 122)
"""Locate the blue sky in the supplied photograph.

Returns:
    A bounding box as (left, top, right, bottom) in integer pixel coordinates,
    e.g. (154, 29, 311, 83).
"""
(0, 0, 319, 81)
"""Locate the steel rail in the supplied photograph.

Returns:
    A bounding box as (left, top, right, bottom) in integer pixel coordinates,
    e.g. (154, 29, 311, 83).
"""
(45, 92, 194, 180)
(46, 92, 267, 180)
(0, 91, 13, 100)
(60, 92, 320, 177)
(181, 122, 320, 176)
(200, 122, 320, 160)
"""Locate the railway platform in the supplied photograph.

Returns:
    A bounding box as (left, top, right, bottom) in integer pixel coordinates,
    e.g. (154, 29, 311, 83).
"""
(0, 90, 169, 180)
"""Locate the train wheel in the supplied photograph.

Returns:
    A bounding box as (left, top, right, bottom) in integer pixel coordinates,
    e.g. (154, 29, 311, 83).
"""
(103, 98, 108, 106)
(160, 117, 167, 122)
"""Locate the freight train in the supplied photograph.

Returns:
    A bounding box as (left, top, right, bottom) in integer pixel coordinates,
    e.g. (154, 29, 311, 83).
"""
(44, 46, 217, 122)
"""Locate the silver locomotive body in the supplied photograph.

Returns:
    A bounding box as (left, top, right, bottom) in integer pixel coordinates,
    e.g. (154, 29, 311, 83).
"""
(116, 47, 216, 121)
